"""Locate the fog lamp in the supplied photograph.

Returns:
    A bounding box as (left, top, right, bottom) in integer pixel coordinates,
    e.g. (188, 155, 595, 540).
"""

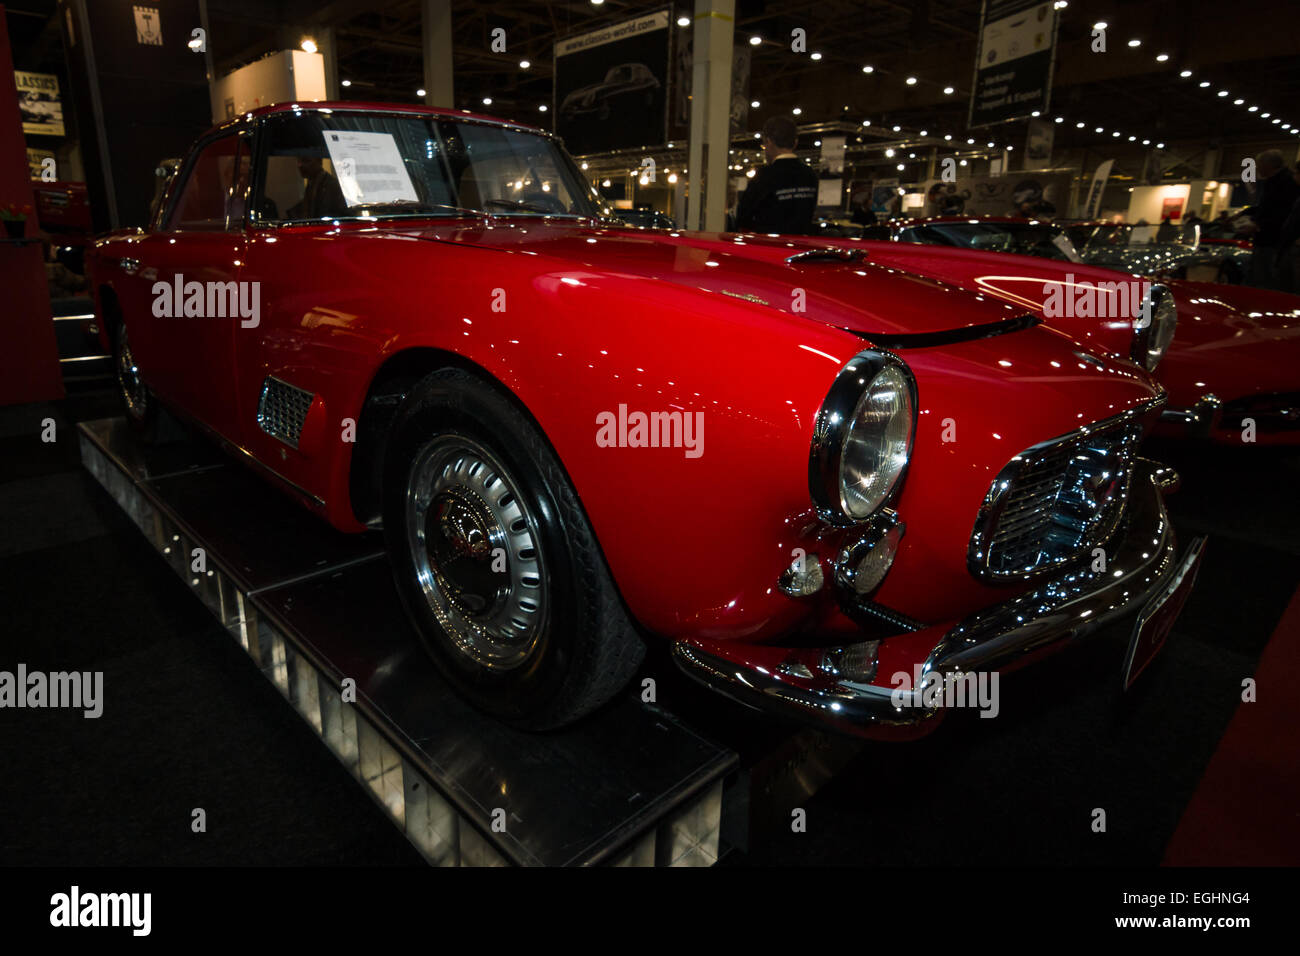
(835, 511, 904, 596)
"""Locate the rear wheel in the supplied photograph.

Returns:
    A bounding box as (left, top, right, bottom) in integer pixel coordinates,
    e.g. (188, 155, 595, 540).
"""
(382, 368, 644, 730)
(113, 323, 183, 442)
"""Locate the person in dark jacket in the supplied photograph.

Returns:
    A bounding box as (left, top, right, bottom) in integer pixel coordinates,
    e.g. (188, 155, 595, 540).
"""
(1244, 150, 1300, 289)
(735, 116, 818, 234)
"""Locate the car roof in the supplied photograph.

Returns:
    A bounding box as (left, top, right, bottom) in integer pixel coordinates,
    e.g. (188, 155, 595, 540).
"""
(210, 100, 548, 138)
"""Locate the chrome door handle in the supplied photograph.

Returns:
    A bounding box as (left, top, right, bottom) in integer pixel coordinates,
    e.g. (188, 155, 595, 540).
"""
(118, 257, 140, 274)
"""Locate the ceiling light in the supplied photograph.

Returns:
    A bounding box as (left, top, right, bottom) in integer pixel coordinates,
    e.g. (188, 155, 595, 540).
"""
(750, 35, 762, 46)
(885, 148, 895, 157)
(1093, 21, 1107, 30)
(893, 125, 901, 131)
(1076, 122, 1085, 128)
(1248, 105, 1259, 112)
(341, 79, 351, 87)
(919, 130, 927, 136)
(417, 88, 426, 96)
(1179, 70, 1192, 77)
(580, 162, 588, 169)
(677, 15, 690, 26)
(862, 65, 874, 73)
(1127, 39, 1141, 47)
(300, 37, 317, 54)
(482, 96, 492, 105)
(1218, 90, 1229, 97)
(1199, 81, 1210, 87)
(943, 86, 955, 94)
(1156, 54, 1169, 62)
(1054, 116, 1063, 123)
(1262, 112, 1271, 118)
(538, 104, 547, 111)
(519, 59, 531, 69)
(811, 52, 822, 60)
(1234, 98, 1244, 105)
(792, 107, 802, 115)
(905, 76, 917, 85)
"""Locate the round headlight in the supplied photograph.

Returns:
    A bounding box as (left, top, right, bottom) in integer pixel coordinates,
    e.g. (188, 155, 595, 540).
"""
(1133, 283, 1177, 371)
(810, 352, 917, 524)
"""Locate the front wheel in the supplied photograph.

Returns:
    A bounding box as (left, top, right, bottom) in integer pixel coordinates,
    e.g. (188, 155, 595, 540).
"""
(382, 368, 644, 730)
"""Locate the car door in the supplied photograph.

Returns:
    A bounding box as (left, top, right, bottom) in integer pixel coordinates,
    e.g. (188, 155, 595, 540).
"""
(133, 130, 250, 440)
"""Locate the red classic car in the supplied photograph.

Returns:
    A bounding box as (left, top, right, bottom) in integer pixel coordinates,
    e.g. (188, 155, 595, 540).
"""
(88, 103, 1202, 737)
(856, 221, 1300, 445)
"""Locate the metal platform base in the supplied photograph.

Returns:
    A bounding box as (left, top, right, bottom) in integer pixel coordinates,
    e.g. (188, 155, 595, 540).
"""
(79, 418, 739, 866)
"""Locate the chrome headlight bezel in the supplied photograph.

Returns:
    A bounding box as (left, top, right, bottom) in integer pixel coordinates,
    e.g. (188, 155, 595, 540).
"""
(1132, 283, 1177, 371)
(809, 350, 918, 525)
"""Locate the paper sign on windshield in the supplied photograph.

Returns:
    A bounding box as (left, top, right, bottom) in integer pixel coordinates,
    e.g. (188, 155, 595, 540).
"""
(322, 131, 419, 207)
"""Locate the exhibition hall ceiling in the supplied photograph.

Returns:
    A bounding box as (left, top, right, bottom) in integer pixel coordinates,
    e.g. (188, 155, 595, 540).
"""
(5, 0, 1299, 150)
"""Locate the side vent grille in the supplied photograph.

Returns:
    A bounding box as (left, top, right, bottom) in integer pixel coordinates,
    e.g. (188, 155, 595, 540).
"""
(257, 376, 314, 449)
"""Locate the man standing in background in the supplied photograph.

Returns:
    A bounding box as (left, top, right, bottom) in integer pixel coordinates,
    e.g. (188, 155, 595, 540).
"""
(1242, 149, 1300, 289)
(735, 116, 818, 235)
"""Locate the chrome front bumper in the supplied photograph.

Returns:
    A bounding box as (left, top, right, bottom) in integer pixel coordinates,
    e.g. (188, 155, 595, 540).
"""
(672, 459, 1183, 739)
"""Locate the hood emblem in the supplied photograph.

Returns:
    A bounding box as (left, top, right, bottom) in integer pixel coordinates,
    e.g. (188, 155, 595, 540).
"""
(719, 290, 770, 306)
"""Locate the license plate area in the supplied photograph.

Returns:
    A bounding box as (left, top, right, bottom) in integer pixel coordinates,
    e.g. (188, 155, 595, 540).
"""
(1122, 536, 1207, 689)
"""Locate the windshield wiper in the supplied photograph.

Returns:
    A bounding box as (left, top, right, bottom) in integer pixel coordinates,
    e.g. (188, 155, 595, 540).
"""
(481, 198, 582, 217)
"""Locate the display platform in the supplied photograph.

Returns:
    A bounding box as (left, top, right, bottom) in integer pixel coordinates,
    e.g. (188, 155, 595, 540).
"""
(79, 417, 741, 866)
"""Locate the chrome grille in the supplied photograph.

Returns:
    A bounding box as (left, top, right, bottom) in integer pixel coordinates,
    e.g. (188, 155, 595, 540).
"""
(257, 376, 314, 449)
(969, 412, 1144, 582)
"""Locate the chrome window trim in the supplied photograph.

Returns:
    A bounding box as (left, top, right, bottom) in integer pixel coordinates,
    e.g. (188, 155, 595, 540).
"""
(967, 398, 1163, 584)
(808, 349, 918, 526)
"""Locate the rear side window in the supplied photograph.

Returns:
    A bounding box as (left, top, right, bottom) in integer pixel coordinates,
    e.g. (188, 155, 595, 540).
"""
(166, 135, 243, 231)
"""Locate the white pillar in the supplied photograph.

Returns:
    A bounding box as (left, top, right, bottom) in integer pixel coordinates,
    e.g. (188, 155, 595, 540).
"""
(686, 0, 735, 231)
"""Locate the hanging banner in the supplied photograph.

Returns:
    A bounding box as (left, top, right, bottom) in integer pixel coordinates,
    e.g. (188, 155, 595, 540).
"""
(15, 71, 64, 137)
(921, 170, 1071, 218)
(1084, 159, 1114, 219)
(554, 9, 671, 155)
(969, 0, 1059, 128)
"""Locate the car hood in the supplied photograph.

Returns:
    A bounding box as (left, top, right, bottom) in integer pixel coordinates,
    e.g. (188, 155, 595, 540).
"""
(386, 221, 1030, 338)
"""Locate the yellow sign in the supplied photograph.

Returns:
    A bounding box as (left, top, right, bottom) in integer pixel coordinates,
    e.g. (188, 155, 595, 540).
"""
(15, 71, 64, 137)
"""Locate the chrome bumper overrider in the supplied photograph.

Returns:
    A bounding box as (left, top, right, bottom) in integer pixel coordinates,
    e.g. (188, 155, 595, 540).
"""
(672, 459, 1183, 739)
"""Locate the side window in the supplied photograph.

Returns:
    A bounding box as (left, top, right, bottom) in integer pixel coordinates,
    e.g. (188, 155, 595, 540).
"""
(166, 135, 243, 232)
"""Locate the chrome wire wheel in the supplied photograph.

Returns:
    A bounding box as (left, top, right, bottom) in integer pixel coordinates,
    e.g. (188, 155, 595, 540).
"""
(404, 434, 549, 670)
(115, 326, 149, 422)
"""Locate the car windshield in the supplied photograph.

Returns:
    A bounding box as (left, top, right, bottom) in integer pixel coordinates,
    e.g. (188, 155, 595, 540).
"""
(254, 110, 606, 225)
(901, 221, 1082, 261)
(1070, 223, 1201, 251)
